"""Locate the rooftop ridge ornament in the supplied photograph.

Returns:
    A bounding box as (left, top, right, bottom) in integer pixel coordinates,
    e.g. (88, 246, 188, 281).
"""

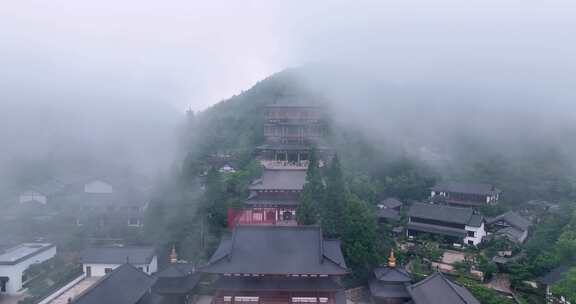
(388, 249, 396, 268)
(169, 244, 178, 264)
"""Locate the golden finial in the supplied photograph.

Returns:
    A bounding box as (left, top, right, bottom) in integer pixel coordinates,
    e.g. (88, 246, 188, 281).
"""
(388, 249, 397, 267)
(169, 244, 178, 264)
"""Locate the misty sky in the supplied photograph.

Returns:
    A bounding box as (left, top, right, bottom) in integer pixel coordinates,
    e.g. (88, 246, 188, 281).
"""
(2, 0, 575, 111)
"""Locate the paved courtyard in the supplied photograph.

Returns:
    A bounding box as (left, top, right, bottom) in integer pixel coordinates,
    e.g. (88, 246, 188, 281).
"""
(441, 250, 466, 264)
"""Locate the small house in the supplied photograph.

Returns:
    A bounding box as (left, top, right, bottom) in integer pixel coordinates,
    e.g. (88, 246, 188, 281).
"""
(431, 182, 501, 207)
(81, 246, 157, 277)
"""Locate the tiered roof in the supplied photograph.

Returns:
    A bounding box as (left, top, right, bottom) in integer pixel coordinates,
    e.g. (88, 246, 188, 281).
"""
(201, 225, 348, 275)
(249, 169, 306, 191)
(432, 182, 500, 196)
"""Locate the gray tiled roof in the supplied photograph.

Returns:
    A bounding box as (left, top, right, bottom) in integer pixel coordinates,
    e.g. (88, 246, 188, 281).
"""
(407, 273, 480, 304)
(467, 214, 484, 228)
(72, 264, 155, 304)
(256, 143, 332, 151)
(487, 211, 531, 231)
(369, 280, 411, 299)
(81, 247, 156, 265)
(377, 208, 400, 220)
(155, 263, 195, 278)
(494, 227, 526, 244)
(373, 267, 411, 283)
(152, 273, 201, 295)
(244, 198, 300, 206)
(432, 182, 500, 196)
(249, 169, 306, 191)
(407, 222, 467, 238)
(379, 198, 403, 209)
(201, 226, 348, 275)
(409, 203, 482, 226)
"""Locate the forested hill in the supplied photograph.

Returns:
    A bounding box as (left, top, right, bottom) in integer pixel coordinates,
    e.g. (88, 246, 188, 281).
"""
(147, 67, 576, 289)
(178, 68, 576, 205)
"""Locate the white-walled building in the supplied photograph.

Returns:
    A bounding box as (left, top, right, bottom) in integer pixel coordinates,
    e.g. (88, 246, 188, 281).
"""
(0, 243, 56, 295)
(81, 247, 157, 277)
(407, 203, 486, 246)
(431, 182, 501, 207)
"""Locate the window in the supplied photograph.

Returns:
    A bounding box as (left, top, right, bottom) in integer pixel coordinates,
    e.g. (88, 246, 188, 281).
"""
(235, 297, 259, 302)
(128, 218, 140, 226)
(292, 297, 318, 303)
(138, 267, 144, 271)
(467, 231, 475, 237)
(467, 240, 474, 245)
(319, 298, 329, 303)
(104, 268, 113, 274)
(223, 297, 232, 302)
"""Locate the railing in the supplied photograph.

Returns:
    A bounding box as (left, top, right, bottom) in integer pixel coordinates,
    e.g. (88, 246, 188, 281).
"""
(260, 160, 309, 169)
(36, 273, 86, 304)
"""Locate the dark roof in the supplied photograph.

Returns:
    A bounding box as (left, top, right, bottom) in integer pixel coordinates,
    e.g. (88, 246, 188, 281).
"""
(72, 264, 155, 304)
(538, 265, 571, 285)
(81, 247, 156, 265)
(249, 169, 306, 191)
(201, 226, 348, 275)
(494, 227, 526, 244)
(407, 273, 480, 304)
(152, 273, 201, 295)
(373, 266, 411, 283)
(245, 198, 300, 206)
(379, 198, 403, 209)
(266, 96, 320, 108)
(214, 276, 342, 291)
(369, 280, 411, 299)
(487, 211, 531, 231)
(0, 243, 55, 265)
(408, 203, 482, 226)
(377, 208, 400, 221)
(156, 263, 195, 278)
(467, 214, 483, 228)
(256, 143, 331, 152)
(407, 222, 467, 238)
(432, 182, 500, 196)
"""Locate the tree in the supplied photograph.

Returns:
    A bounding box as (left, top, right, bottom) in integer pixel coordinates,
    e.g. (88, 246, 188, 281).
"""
(322, 154, 347, 237)
(203, 167, 227, 230)
(297, 147, 324, 224)
(551, 266, 576, 303)
(341, 194, 382, 282)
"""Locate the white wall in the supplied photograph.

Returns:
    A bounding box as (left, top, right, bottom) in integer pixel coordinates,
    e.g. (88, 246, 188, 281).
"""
(84, 256, 157, 277)
(19, 191, 47, 204)
(84, 180, 113, 194)
(0, 246, 56, 295)
(464, 223, 486, 246)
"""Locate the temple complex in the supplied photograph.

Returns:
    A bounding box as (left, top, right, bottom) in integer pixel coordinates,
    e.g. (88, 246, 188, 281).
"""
(229, 98, 331, 227)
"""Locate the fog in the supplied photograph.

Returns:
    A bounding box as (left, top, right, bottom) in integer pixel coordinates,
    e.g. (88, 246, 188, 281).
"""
(1, 0, 576, 185)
